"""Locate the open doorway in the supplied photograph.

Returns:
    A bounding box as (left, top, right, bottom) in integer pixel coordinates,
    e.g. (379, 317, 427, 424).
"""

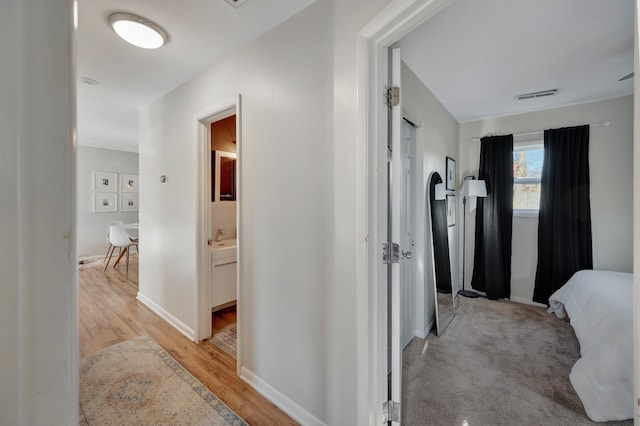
(360, 0, 636, 423)
(209, 113, 238, 359)
(195, 97, 242, 371)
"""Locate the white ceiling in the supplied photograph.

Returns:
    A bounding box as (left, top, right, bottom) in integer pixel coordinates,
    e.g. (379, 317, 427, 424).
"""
(78, 0, 634, 153)
(399, 0, 634, 123)
(76, 0, 315, 152)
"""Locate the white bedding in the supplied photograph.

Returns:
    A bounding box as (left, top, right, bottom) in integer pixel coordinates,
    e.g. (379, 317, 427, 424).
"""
(548, 270, 633, 422)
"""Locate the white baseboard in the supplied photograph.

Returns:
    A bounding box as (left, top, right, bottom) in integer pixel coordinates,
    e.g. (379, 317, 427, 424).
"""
(136, 292, 195, 341)
(78, 252, 139, 264)
(77, 254, 106, 263)
(239, 366, 326, 426)
(509, 297, 547, 309)
(415, 318, 435, 339)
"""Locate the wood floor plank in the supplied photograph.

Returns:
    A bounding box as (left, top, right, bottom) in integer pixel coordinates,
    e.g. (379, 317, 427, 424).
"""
(78, 256, 297, 425)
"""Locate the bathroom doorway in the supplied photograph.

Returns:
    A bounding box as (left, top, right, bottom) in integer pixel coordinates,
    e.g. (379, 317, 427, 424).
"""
(195, 96, 242, 370)
(209, 113, 238, 359)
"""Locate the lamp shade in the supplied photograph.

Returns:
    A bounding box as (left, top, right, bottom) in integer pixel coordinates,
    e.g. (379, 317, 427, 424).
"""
(462, 179, 487, 197)
(435, 183, 446, 200)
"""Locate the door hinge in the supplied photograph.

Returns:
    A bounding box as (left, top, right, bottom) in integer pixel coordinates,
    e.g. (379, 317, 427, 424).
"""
(382, 242, 400, 264)
(382, 400, 400, 423)
(385, 86, 400, 107)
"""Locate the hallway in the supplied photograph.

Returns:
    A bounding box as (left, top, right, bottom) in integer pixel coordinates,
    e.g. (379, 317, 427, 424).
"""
(78, 257, 295, 425)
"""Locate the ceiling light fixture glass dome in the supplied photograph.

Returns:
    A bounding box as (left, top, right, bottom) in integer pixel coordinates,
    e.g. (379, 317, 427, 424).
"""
(109, 12, 168, 49)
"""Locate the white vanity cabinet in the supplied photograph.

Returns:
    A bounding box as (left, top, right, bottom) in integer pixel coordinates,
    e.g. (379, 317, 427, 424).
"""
(210, 240, 237, 310)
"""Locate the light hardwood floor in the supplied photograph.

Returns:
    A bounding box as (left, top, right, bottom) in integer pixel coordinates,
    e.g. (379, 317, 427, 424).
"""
(79, 255, 296, 425)
(212, 305, 237, 335)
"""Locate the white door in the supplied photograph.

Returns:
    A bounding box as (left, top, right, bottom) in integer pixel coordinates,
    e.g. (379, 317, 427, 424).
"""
(400, 119, 415, 349)
(386, 47, 403, 424)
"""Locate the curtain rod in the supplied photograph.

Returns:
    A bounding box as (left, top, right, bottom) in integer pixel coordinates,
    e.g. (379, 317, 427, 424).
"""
(471, 121, 610, 142)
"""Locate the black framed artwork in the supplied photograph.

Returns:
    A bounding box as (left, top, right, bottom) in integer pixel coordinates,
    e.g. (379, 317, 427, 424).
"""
(446, 156, 456, 191)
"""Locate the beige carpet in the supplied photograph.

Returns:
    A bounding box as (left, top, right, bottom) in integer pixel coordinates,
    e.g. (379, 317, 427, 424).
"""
(208, 323, 237, 358)
(402, 297, 633, 426)
(79, 335, 246, 425)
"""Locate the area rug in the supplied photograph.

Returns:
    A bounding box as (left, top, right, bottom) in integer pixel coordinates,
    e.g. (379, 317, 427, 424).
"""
(208, 323, 237, 358)
(79, 335, 246, 425)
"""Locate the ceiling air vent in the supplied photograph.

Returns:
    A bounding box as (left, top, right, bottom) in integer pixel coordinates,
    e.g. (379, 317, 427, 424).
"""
(224, 0, 248, 8)
(515, 89, 558, 101)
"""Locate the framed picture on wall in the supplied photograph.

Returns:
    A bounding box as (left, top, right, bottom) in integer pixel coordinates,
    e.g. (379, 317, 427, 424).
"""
(119, 173, 139, 193)
(445, 157, 456, 191)
(93, 171, 117, 192)
(447, 195, 455, 227)
(93, 192, 117, 213)
(120, 193, 139, 212)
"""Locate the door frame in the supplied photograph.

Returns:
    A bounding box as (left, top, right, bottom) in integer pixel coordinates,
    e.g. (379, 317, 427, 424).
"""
(356, 1, 455, 423)
(194, 95, 243, 375)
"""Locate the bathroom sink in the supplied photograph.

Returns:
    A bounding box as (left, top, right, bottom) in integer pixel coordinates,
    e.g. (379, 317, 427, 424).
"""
(211, 239, 237, 261)
(212, 239, 236, 248)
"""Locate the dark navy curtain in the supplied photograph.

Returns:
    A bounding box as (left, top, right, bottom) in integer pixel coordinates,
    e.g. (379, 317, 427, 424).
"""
(471, 135, 513, 299)
(533, 125, 592, 304)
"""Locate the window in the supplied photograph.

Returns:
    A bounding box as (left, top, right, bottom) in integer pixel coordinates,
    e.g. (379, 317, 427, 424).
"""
(513, 143, 543, 211)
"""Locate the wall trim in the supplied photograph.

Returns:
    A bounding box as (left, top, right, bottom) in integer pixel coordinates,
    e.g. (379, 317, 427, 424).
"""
(136, 292, 195, 341)
(357, 1, 455, 424)
(239, 366, 326, 426)
(77, 254, 105, 263)
(193, 99, 240, 346)
(415, 318, 435, 339)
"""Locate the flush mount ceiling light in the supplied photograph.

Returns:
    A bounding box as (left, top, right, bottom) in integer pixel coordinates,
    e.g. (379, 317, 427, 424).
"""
(108, 12, 168, 49)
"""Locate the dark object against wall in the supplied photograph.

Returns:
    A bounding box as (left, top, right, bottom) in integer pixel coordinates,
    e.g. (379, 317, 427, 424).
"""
(429, 172, 452, 293)
(471, 134, 514, 299)
(534, 125, 592, 304)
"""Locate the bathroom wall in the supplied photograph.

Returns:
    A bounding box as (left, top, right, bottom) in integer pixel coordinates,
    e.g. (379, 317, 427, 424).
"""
(211, 115, 237, 239)
(211, 115, 236, 152)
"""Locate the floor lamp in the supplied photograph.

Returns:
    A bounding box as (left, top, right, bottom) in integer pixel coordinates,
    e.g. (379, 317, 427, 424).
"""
(459, 176, 487, 298)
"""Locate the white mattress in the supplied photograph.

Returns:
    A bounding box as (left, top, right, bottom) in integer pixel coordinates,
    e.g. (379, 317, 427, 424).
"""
(548, 270, 633, 422)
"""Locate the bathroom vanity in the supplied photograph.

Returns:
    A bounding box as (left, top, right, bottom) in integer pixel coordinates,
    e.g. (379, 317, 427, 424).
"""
(210, 239, 237, 310)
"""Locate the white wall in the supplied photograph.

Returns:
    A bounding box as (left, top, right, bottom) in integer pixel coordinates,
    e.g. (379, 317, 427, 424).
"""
(459, 96, 634, 303)
(402, 62, 460, 337)
(211, 202, 236, 240)
(0, 0, 77, 423)
(76, 146, 139, 258)
(138, 1, 391, 424)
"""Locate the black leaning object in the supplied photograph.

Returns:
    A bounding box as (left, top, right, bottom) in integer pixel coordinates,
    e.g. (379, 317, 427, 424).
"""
(458, 289, 479, 298)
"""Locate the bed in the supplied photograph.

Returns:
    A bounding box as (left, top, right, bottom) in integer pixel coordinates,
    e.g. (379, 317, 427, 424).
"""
(548, 270, 633, 422)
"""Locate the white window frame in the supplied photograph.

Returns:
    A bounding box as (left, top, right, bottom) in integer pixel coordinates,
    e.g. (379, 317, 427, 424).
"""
(513, 140, 543, 217)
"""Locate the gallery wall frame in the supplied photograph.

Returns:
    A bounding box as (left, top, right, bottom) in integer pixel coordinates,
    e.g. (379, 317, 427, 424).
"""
(93, 171, 117, 192)
(120, 173, 139, 193)
(93, 192, 117, 213)
(120, 193, 139, 212)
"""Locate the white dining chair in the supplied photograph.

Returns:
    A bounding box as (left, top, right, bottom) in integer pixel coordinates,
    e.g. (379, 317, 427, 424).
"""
(104, 224, 138, 272)
(103, 220, 124, 263)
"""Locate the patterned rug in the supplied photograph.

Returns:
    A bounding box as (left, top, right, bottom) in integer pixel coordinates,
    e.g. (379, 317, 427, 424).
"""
(79, 335, 246, 425)
(208, 323, 237, 358)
